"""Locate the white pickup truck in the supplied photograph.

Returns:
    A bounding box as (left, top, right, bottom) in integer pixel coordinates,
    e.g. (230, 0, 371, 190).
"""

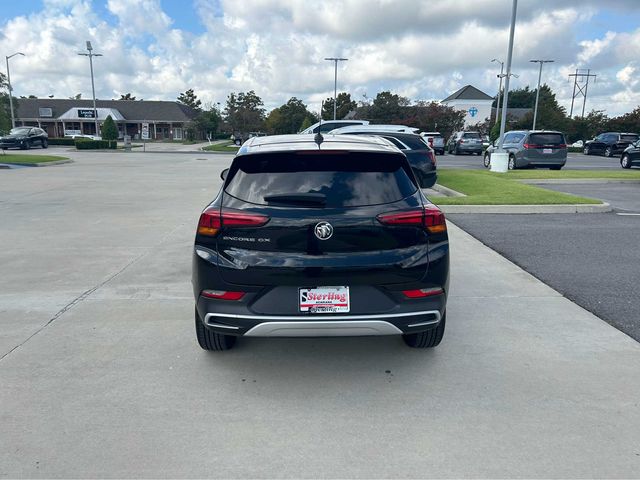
(420, 132, 445, 155)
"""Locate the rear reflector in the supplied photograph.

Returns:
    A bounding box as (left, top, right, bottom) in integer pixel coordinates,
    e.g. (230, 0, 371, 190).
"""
(403, 287, 444, 298)
(427, 150, 436, 166)
(197, 207, 269, 236)
(377, 205, 446, 234)
(201, 290, 245, 300)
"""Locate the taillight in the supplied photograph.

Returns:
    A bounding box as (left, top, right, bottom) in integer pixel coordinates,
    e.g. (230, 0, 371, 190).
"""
(557, 144, 567, 148)
(403, 287, 444, 298)
(377, 205, 446, 234)
(197, 207, 269, 236)
(458, 139, 465, 144)
(426, 150, 436, 166)
(427, 137, 434, 147)
(201, 290, 245, 300)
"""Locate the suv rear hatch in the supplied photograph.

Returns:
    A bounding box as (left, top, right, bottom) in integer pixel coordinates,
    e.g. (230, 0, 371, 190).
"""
(214, 151, 437, 287)
(524, 132, 567, 162)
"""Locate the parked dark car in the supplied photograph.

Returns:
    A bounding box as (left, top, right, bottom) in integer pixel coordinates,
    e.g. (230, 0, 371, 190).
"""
(446, 131, 483, 155)
(621, 141, 640, 169)
(328, 126, 437, 188)
(583, 132, 639, 157)
(193, 134, 449, 351)
(0, 127, 48, 150)
(484, 130, 567, 170)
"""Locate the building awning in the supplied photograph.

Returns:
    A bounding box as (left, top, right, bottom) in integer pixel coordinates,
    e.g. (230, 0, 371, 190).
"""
(58, 107, 125, 121)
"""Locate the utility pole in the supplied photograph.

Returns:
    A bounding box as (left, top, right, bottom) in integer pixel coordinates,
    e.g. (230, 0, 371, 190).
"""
(568, 69, 597, 118)
(5, 52, 25, 129)
(529, 59, 554, 130)
(324, 57, 348, 120)
(491, 59, 504, 127)
(498, 0, 518, 152)
(78, 41, 103, 136)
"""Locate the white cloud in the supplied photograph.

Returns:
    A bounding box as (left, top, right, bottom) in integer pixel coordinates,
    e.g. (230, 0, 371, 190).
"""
(0, 0, 638, 117)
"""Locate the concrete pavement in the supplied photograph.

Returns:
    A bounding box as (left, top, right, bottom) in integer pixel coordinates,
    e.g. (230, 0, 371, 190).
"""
(1, 153, 640, 478)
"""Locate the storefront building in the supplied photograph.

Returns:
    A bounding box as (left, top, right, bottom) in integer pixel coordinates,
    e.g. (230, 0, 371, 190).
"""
(14, 99, 199, 140)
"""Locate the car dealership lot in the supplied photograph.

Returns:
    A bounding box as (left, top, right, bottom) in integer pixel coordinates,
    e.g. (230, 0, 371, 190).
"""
(1, 152, 640, 477)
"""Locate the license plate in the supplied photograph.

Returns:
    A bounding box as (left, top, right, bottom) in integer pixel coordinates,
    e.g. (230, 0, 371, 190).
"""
(299, 286, 350, 313)
(543, 148, 552, 154)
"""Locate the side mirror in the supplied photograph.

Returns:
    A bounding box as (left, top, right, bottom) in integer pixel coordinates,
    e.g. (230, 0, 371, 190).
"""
(220, 168, 229, 181)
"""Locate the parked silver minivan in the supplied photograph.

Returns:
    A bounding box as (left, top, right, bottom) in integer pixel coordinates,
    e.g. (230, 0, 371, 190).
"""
(484, 130, 567, 170)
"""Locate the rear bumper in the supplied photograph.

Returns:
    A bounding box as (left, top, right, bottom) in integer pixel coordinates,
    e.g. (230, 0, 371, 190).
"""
(456, 144, 482, 153)
(203, 309, 442, 337)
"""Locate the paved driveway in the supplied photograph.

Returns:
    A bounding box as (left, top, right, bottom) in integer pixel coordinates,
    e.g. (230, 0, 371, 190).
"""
(1, 153, 640, 477)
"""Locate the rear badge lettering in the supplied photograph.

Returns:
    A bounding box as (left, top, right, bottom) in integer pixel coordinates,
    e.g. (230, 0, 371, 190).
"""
(222, 236, 270, 243)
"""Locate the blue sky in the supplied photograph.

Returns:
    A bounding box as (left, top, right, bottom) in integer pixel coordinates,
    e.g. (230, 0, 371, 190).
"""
(1, 0, 640, 116)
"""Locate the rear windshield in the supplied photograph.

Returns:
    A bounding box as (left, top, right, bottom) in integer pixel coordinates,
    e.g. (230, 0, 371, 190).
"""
(462, 132, 481, 139)
(621, 134, 639, 142)
(225, 152, 417, 207)
(529, 133, 565, 145)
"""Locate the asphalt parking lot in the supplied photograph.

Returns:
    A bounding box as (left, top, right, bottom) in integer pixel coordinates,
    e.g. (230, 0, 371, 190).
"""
(1, 152, 640, 477)
(437, 151, 624, 170)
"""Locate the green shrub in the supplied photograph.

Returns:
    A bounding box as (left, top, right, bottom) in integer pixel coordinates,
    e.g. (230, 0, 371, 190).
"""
(47, 138, 75, 146)
(75, 139, 117, 150)
(101, 115, 118, 141)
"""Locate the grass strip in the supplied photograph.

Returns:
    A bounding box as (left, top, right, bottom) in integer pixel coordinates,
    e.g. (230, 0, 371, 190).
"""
(202, 141, 240, 152)
(505, 169, 640, 179)
(0, 154, 69, 165)
(433, 169, 601, 205)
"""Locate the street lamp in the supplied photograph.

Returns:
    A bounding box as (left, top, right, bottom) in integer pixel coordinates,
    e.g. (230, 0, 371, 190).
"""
(6, 52, 25, 128)
(491, 59, 504, 127)
(324, 57, 348, 120)
(497, 0, 518, 153)
(78, 41, 102, 136)
(529, 59, 554, 130)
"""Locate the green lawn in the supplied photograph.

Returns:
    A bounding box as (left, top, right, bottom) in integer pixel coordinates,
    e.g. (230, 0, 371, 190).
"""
(433, 169, 601, 205)
(0, 154, 69, 165)
(202, 141, 240, 152)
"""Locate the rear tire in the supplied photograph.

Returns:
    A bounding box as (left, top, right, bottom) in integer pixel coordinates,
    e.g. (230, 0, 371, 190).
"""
(403, 313, 446, 348)
(583, 146, 590, 155)
(454, 146, 460, 155)
(604, 146, 613, 157)
(42, 139, 48, 149)
(483, 153, 491, 168)
(621, 154, 632, 169)
(195, 309, 236, 351)
(508, 155, 516, 170)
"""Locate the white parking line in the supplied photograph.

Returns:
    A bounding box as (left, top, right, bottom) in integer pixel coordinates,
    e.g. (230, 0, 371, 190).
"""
(616, 213, 640, 216)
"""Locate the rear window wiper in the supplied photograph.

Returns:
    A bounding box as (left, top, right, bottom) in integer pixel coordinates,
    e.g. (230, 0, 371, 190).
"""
(263, 193, 327, 206)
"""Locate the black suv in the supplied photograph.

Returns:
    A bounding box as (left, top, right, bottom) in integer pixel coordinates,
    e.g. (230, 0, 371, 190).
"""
(327, 126, 437, 188)
(0, 126, 48, 150)
(584, 132, 639, 157)
(192, 134, 449, 351)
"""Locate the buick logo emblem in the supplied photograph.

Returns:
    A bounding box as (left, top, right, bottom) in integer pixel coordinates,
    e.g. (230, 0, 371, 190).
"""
(314, 221, 333, 240)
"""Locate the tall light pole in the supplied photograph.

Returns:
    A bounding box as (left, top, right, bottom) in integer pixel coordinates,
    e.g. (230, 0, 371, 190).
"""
(491, 59, 504, 127)
(324, 57, 348, 120)
(6, 52, 25, 129)
(497, 0, 518, 152)
(78, 41, 102, 136)
(529, 59, 554, 130)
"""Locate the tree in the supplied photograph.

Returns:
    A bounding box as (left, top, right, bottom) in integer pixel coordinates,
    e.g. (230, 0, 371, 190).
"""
(509, 85, 569, 132)
(299, 116, 313, 132)
(101, 115, 118, 140)
(119, 93, 137, 100)
(0, 73, 11, 134)
(69, 93, 82, 100)
(394, 101, 465, 141)
(192, 105, 222, 139)
(265, 97, 317, 134)
(321, 92, 357, 120)
(608, 107, 640, 134)
(177, 88, 202, 110)
(366, 91, 411, 123)
(224, 90, 266, 133)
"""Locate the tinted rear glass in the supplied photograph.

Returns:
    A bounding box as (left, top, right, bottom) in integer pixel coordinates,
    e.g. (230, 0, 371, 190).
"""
(621, 134, 638, 142)
(529, 133, 565, 145)
(462, 132, 481, 139)
(225, 152, 417, 207)
(392, 134, 429, 150)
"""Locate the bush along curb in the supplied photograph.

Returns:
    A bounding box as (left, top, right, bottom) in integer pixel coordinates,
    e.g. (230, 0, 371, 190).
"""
(75, 139, 117, 150)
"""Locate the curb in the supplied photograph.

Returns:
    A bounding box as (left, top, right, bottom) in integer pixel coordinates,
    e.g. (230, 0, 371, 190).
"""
(438, 202, 611, 214)
(430, 183, 466, 197)
(8, 159, 74, 167)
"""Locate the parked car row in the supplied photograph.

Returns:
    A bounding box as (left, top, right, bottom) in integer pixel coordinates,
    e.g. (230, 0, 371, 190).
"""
(583, 132, 639, 157)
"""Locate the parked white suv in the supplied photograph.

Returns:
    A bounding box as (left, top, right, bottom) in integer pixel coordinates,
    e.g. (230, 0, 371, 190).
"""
(299, 120, 369, 134)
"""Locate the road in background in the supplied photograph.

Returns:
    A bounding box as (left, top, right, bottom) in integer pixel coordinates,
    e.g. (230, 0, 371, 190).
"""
(437, 151, 625, 170)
